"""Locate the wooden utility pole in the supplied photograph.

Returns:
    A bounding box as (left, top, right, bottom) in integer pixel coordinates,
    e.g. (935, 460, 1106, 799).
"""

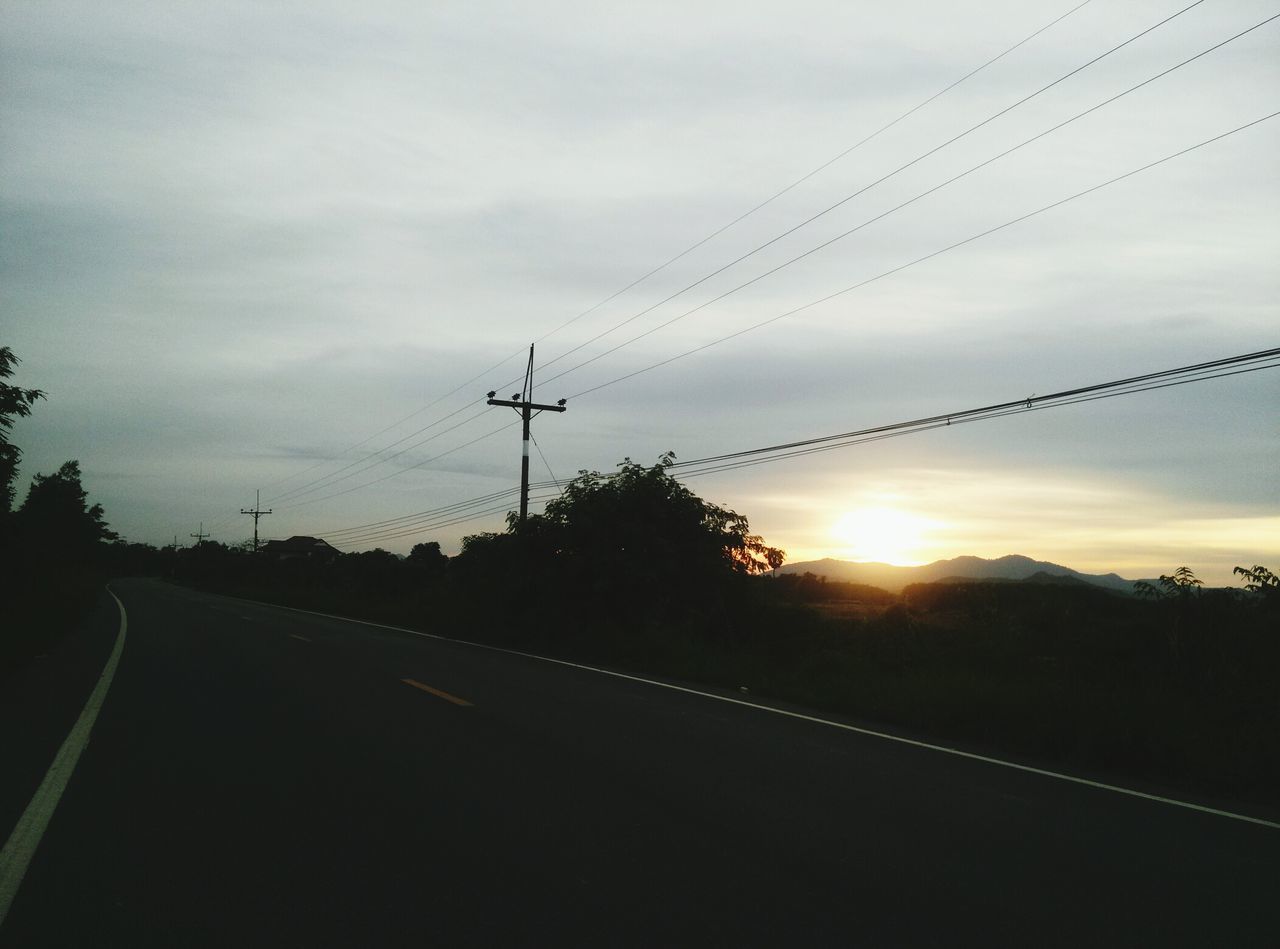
(190, 522, 209, 545)
(486, 344, 566, 524)
(240, 490, 272, 552)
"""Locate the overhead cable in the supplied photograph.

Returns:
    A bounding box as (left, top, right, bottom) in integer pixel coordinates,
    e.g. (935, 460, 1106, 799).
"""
(317, 347, 1279, 546)
(529, 0, 1209, 382)
(564, 110, 1280, 401)
(236, 4, 1094, 524)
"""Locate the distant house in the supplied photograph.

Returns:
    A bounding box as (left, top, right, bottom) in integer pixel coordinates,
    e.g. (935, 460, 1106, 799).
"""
(260, 535, 341, 563)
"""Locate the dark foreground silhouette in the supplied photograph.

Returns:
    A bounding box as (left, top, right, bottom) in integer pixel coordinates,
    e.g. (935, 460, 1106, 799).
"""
(158, 457, 1279, 806)
(4, 448, 1277, 805)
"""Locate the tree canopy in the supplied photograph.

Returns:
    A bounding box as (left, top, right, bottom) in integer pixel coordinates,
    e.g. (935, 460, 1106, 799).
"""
(535, 452, 783, 576)
(1, 347, 46, 516)
(457, 453, 783, 616)
(17, 460, 118, 559)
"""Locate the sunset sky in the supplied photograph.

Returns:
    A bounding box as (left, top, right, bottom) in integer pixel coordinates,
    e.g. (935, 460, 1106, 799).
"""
(3, 0, 1277, 584)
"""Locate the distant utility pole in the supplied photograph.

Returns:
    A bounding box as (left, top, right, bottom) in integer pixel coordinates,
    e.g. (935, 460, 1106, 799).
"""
(240, 490, 272, 552)
(190, 522, 208, 545)
(486, 344, 566, 524)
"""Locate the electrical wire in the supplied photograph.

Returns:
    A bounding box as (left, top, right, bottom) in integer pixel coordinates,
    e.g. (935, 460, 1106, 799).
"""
(209, 3, 1253, 532)
(318, 486, 522, 539)
(257, 347, 528, 494)
(274, 419, 522, 511)
(669, 349, 1280, 477)
(236, 104, 1279, 527)
(265, 400, 494, 505)
(525, 0, 1096, 350)
(528, 0, 1208, 384)
(564, 110, 1280, 401)
(324, 494, 526, 547)
(359, 0, 1111, 459)
(531, 432, 563, 490)
(534, 16, 1280, 394)
(269, 105, 1278, 526)
(316, 347, 1279, 547)
(329, 490, 564, 547)
(225, 3, 1095, 529)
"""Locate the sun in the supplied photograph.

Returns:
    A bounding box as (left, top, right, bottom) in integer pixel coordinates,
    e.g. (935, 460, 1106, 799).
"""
(830, 506, 937, 566)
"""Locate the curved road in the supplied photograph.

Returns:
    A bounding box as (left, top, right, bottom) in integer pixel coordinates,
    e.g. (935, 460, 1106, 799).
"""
(1, 578, 1277, 946)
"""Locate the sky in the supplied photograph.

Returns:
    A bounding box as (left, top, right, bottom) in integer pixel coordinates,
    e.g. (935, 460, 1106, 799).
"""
(3, 0, 1277, 584)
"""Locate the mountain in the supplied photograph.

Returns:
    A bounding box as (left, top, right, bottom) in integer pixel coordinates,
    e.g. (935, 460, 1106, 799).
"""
(774, 554, 1139, 594)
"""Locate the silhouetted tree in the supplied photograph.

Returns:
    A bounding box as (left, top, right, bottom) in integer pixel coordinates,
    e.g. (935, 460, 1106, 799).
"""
(1135, 566, 1202, 600)
(16, 460, 118, 561)
(0, 347, 45, 518)
(1233, 564, 1277, 594)
(475, 452, 786, 621)
(1134, 566, 1208, 660)
(1234, 564, 1278, 614)
(407, 541, 447, 572)
(450, 454, 784, 633)
(533, 452, 783, 579)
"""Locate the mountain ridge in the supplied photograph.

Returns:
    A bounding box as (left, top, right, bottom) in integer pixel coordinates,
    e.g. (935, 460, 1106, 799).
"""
(775, 554, 1140, 594)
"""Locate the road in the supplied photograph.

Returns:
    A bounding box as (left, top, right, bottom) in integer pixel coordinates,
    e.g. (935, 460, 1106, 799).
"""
(1, 578, 1277, 947)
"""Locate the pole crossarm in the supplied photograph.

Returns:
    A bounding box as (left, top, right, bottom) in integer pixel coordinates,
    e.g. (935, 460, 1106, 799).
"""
(485, 398, 567, 413)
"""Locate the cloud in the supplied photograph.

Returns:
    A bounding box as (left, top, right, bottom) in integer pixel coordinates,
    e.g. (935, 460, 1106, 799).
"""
(2, 0, 1275, 577)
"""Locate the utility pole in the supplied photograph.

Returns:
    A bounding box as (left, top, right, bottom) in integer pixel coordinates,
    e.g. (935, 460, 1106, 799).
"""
(486, 344, 566, 524)
(190, 522, 209, 545)
(240, 490, 272, 552)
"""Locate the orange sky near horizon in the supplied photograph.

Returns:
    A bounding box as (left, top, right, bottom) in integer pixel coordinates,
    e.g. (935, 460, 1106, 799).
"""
(748, 467, 1280, 587)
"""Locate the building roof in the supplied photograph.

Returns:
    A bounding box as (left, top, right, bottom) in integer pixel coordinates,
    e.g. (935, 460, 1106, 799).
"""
(261, 535, 340, 555)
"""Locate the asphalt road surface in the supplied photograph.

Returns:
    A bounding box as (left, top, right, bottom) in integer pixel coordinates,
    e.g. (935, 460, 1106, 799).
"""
(1, 578, 1277, 947)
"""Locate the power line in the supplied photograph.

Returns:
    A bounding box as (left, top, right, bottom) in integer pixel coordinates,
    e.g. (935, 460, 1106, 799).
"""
(564, 110, 1280, 401)
(322, 491, 528, 547)
(257, 347, 527, 494)
(526, 0, 1096, 350)
(314, 346, 1279, 548)
(231, 5, 1093, 526)
(260, 106, 1278, 519)
(318, 485, 521, 539)
(273, 0, 1107, 516)
(531, 432, 562, 491)
(671, 362, 1280, 480)
(535, 14, 1279, 394)
(264, 399, 494, 505)
(328, 490, 564, 548)
(669, 348, 1280, 475)
(211, 5, 1253, 524)
(529, 0, 1208, 383)
(274, 418, 522, 511)
(269, 105, 1277, 519)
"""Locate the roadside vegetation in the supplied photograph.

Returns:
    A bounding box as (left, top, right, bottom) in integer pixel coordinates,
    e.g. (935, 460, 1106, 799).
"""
(170, 455, 1280, 805)
(0, 348, 155, 678)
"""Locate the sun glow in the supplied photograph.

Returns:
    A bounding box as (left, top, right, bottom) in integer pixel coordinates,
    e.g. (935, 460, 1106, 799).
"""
(830, 506, 938, 566)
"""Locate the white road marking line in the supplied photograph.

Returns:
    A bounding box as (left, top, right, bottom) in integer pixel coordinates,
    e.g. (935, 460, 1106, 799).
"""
(289, 634, 311, 643)
(197, 590, 1280, 830)
(0, 587, 129, 927)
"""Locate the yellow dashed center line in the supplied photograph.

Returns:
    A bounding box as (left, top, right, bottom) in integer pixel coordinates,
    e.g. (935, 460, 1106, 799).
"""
(401, 678, 473, 707)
